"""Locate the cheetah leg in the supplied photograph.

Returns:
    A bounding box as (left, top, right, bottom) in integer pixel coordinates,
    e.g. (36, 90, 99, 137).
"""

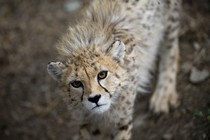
(79, 123, 103, 140)
(113, 118, 133, 140)
(150, 1, 181, 113)
(113, 93, 135, 140)
(150, 43, 179, 113)
(79, 124, 91, 140)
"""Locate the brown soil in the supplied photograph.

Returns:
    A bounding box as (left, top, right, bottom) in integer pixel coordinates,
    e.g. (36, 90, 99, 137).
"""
(0, 0, 209, 140)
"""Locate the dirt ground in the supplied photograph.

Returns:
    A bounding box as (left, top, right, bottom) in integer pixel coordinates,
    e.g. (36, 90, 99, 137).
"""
(0, 0, 209, 140)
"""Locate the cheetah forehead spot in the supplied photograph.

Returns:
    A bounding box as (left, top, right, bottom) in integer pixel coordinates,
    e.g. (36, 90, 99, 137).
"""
(64, 53, 120, 82)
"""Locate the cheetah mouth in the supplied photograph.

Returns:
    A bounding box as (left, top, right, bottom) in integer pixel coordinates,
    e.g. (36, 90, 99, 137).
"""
(91, 104, 107, 110)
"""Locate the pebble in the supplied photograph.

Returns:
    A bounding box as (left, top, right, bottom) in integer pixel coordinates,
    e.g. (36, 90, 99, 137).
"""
(193, 42, 201, 50)
(189, 67, 209, 83)
(162, 133, 173, 140)
(64, 0, 82, 13)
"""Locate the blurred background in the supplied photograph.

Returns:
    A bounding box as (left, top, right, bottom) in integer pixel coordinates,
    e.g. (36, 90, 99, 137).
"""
(0, 0, 209, 140)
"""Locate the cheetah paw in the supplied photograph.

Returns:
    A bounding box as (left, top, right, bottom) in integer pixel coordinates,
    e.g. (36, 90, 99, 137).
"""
(149, 89, 179, 113)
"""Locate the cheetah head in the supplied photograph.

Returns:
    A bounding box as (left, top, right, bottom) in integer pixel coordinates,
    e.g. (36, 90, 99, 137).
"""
(47, 41, 126, 114)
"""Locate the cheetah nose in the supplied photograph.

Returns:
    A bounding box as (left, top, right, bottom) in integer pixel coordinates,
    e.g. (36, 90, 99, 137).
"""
(88, 94, 101, 104)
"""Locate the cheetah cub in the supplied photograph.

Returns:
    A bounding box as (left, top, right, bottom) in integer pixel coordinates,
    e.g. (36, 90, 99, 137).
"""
(47, 0, 181, 139)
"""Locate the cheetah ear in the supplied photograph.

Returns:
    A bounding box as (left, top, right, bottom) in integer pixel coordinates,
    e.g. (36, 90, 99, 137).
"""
(47, 61, 67, 81)
(107, 40, 125, 63)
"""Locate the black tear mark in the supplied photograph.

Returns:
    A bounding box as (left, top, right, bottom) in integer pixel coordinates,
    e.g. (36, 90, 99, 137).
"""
(81, 86, 84, 102)
(97, 80, 112, 98)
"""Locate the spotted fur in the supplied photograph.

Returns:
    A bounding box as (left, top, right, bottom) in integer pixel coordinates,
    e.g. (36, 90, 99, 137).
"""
(47, 0, 181, 139)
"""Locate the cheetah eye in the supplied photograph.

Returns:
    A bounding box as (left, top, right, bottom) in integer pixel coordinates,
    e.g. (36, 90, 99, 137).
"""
(71, 80, 83, 88)
(97, 71, 108, 80)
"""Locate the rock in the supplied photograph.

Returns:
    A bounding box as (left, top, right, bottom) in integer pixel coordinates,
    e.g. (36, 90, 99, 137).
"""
(64, 0, 82, 13)
(189, 67, 209, 83)
(193, 42, 201, 50)
(202, 133, 207, 139)
(162, 133, 173, 140)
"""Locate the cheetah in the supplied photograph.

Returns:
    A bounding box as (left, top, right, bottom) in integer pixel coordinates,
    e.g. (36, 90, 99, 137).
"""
(47, 0, 181, 139)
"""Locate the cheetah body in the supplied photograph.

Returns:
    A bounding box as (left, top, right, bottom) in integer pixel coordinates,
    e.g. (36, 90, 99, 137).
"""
(47, 0, 181, 139)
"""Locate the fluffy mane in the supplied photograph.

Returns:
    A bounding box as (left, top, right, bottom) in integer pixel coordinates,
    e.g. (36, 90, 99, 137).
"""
(57, 0, 125, 60)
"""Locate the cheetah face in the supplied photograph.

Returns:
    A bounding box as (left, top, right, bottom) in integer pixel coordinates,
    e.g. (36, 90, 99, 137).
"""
(47, 41, 126, 114)
(63, 66, 118, 114)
